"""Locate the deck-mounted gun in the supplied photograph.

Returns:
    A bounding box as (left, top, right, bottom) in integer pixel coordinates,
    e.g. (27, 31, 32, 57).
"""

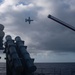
(48, 14, 75, 31)
(4, 35, 37, 75)
(5, 35, 23, 75)
(15, 36, 37, 73)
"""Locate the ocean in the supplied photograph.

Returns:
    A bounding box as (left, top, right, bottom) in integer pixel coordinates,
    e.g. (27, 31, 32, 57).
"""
(34, 63, 75, 75)
(0, 63, 6, 75)
(0, 62, 75, 75)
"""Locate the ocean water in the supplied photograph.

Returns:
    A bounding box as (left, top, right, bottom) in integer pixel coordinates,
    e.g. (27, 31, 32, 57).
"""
(34, 63, 75, 75)
(0, 63, 6, 75)
(0, 63, 75, 75)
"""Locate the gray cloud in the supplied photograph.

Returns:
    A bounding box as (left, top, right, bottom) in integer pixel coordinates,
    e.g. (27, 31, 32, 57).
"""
(0, 0, 75, 52)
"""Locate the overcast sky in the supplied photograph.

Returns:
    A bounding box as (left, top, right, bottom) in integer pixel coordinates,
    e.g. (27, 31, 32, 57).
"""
(0, 0, 75, 62)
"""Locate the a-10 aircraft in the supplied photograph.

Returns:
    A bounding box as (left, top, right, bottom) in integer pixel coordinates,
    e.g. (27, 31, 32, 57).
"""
(25, 17, 34, 24)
